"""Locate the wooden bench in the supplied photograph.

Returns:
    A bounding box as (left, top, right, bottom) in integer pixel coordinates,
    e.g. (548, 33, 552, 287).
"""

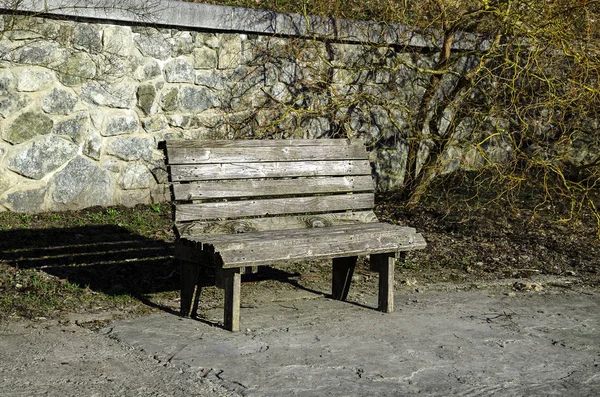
(165, 139, 426, 331)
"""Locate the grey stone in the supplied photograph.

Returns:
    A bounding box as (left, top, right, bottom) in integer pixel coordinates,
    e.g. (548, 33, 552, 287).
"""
(180, 86, 219, 112)
(107, 136, 154, 162)
(73, 23, 103, 54)
(195, 71, 225, 90)
(160, 87, 179, 112)
(81, 81, 136, 109)
(0, 93, 31, 119)
(42, 88, 78, 114)
(3, 112, 53, 144)
(164, 58, 195, 83)
(83, 135, 102, 160)
(15, 42, 59, 65)
(50, 156, 114, 210)
(133, 32, 171, 60)
(133, 59, 162, 81)
(104, 112, 139, 136)
(171, 31, 194, 57)
(115, 189, 151, 207)
(270, 82, 290, 102)
(150, 183, 170, 203)
(142, 116, 168, 132)
(15, 67, 55, 92)
(101, 157, 121, 173)
(167, 115, 193, 129)
(57, 52, 97, 86)
(7, 135, 78, 180)
(218, 35, 242, 69)
(53, 114, 90, 143)
(137, 84, 157, 115)
(119, 163, 154, 190)
(193, 47, 218, 69)
(4, 187, 47, 213)
(103, 25, 134, 57)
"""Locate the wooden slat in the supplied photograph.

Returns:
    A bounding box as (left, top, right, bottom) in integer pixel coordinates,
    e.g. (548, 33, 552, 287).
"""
(172, 175, 374, 201)
(169, 160, 372, 182)
(175, 193, 375, 222)
(176, 211, 379, 236)
(167, 139, 357, 149)
(194, 223, 413, 245)
(218, 233, 426, 267)
(167, 142, 368, 165)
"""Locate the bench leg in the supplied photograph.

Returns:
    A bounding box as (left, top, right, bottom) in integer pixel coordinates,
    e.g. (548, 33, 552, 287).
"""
(371, 253, 395, 313)
(223, 268, 242, 332)
(181, 260, 200, 317)
(332, 256, 357, 300)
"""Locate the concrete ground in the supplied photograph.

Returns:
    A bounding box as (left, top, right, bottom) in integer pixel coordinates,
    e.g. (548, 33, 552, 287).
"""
(2, 286, 599, 396)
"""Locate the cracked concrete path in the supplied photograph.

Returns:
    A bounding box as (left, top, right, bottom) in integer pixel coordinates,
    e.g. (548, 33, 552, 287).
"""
(108, 289, 600, 396)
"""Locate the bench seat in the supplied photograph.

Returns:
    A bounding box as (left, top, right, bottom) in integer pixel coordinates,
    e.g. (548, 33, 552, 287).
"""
(178, 223, 426, 267)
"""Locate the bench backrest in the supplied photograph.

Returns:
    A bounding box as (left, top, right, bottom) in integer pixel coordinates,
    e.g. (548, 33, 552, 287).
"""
(165, 139, 378, 237)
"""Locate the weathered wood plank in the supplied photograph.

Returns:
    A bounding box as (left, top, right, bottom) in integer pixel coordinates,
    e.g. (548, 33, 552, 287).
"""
(167, 142, 368, 165)
(172, 176, 374, 201)
(332, 256, 357, 301)
(372, 253, 395, 313)
(213, 227, 420, 255)
(167, 139, 358, 149)
(176, 211, 379, 236)
(175, 193, 375, 222)
(192, 223, 416, 245)
(169, 160, 372, 182)
(217, 233, 425, 267)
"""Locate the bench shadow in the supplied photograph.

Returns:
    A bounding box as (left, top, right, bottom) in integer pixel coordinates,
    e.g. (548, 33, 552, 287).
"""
(0, 225, 179, 313)
(1, 225, 346, 322)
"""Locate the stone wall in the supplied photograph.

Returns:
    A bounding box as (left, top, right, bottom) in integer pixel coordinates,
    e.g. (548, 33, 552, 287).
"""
(0, 2, 436, 212)
(0, 1, 594, 213)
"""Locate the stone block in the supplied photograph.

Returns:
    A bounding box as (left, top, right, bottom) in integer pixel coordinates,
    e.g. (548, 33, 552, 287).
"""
(81, 81, 136, 109)
(180, 86, 219, 112)
(133, 59, 162, 81)
(73, 23, 103, 54)
(119, 163, 154, 190)
(103, 25, 134, 57)
(171, 31, 194, 57)
(133, 31, 171, 60)
(193, 47, 218, 70)
(0, 93, 31, 119)
(103, 111, 140, 136)
(3, 186, 47, 213)
(218, 35, 242, 69)
(52, 113, 90, 143)
(142, 115, 168, 132)
(50, 156, 114, 211)
(137, 84, 157, 115)
(160, 87, 180, 112)
(164, 58, 195, 83)
(7, 135, 78, 180)
(115, 189, 151, 207)
(57, 52, 97, 86)
(16, 67, 55, 92)
(195, 70, 225, 90)
(42, 88, 78, 114)
(107, 136, 154, 162)
(3, 112, 53, 144)
(14, 42, 60, 65)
